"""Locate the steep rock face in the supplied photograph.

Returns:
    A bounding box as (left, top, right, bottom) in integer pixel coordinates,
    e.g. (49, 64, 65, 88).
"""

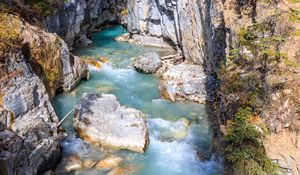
(0, 15, 87, 174)
(44, 0, 127, 47)
(21, 17, 89, 99)
(127, 0, 226, 68)
(127, 0, 225, 104)
(0, 52, 62, 175)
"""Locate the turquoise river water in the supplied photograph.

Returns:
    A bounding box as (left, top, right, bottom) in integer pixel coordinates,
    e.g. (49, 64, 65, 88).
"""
(53, 25, 223, 175)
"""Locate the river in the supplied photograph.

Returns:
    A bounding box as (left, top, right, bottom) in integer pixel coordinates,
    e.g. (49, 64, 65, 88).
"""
(53, 25, 222, 175)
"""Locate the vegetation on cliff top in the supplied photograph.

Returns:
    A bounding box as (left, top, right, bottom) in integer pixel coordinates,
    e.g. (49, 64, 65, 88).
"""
(217, 0, 299, 174)
(0, 13, 21, 56)
(218, 22, 283, 172)
(0, 0, 66, 25)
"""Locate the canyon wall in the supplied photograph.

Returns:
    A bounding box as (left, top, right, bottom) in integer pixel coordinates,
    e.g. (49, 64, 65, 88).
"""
(126, 0, 226, 71)
(44, 0, 127, 48)
(0, 15, 88, 174)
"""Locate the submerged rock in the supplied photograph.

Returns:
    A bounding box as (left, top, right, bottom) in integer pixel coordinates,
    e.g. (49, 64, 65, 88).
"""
(132, 52, 162, 74)
(107, 164, 138, 175)
(64, 155, 83, 172)
(54, 155, 83, 173)
(95, 155, 123, 170)
(73, 93, 149, 153)
(83, 159, 96, 169)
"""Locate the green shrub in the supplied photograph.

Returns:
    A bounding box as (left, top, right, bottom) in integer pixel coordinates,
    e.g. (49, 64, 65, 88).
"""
(218, 11, 291, 174)
(224, 108, 279, 175)
(24, 0, 62, 17)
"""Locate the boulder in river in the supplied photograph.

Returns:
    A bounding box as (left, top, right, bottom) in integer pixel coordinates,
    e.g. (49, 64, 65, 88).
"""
(132, 52, 162, 74)
(73, 93, 149, 153)
(159, 62, 207, 103)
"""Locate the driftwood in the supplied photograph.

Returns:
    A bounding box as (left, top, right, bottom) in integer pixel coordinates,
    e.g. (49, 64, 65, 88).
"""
(58, 108, 74, 126)
(160, 53, 182, 60)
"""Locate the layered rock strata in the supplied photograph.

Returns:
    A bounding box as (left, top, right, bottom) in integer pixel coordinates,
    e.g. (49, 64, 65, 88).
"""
(0, 15, 88, 174)
(45, 0, 127, 48)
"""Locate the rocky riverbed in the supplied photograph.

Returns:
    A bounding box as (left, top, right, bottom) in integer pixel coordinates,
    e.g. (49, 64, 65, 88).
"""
(53, 25, 223, 175)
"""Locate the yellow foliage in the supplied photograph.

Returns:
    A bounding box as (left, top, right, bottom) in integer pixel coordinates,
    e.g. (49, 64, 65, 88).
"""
(120, 9, 128, 16)
(0, 13, 22, 55)
(248, 114, 261, 124)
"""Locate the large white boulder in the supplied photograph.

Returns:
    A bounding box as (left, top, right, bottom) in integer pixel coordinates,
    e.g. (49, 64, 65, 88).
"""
(73, 93, 149, 153)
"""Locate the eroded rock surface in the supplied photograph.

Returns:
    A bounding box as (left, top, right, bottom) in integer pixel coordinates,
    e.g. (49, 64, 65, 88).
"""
(0, 15, 87, 175)
(0, 52, 62, 175)
(21, 19, 89, 99)
(45, 0, 127, 47)
(264, 131, 300, 175)
(127, 0, 225, 68)
(73, 93, 149, 153)
(159, 63, 207, 103)
(132, 52, 161, 74)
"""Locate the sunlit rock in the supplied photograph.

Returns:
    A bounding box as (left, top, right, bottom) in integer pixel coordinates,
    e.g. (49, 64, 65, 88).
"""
(160, 63, 207, 103)
(159, 82, 177, 102)
(83, 159, 96, 169)
(73, 93, 149, 153)
(95, 155, 123, 170)
(115, 33, 130, 42)
(132, 52, 162, 74)
(55, 155, 83, 173)
(84, 58, 104, 69)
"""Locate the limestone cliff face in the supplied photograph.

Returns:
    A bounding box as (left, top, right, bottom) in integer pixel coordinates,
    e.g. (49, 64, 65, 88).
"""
(127, 0, 226, 69)
(0, 15, 87, 174)
(0, 52, 62, 175)
(44, 0, 127, 48)
(21, 18, 89, 99)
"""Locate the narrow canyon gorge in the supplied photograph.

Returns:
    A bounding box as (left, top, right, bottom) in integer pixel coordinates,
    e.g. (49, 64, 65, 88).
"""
(0, 0, 299, 175)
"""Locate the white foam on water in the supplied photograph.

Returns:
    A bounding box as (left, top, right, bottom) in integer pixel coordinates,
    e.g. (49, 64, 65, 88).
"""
(55, 25, 223, 175)
(60, 137, 91, 157)
(101, 63, 136, 83)
(147, 118, 222, 175)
